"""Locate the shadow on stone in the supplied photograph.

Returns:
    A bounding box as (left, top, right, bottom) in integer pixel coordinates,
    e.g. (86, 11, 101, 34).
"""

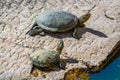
(46, 25, 108, 39)
(60, 58, 79, 69)
(86, 28, 108, 37)
(27, 24, 108, 39)
(62, 58, 78, 64)
(76, 27, 108, 38)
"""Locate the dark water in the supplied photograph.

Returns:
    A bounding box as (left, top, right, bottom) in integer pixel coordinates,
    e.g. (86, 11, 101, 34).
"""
(62, 44, 120, 80)
(90, 57, 120, 80)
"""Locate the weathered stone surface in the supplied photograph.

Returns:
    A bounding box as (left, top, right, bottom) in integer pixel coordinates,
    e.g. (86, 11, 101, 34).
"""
(0, 0, 120, 80)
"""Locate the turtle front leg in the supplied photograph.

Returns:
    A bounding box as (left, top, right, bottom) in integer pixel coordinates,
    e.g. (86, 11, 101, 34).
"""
(26, 21, 44, 36)
(30, 63, 35, 74)
(72, 27, 79, 39)
(72, 20, 85, 39)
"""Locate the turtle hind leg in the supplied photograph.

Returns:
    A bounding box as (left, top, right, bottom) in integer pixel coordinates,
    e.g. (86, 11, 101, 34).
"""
(58, 60, 66, 70)
(26, 21, 38, 34)
(28, 27, 44, 36)
(26, 21, 44, 36)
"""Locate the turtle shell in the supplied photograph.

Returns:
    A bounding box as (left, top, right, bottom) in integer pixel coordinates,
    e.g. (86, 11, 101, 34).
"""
(36, 10, 78, 32)
(29, 50, 60, 67)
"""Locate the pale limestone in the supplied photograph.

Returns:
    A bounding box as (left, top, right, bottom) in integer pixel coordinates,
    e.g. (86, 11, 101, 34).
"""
(0, 0, 120, 80)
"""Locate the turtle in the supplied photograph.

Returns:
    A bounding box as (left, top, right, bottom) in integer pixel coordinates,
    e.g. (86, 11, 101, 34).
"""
(26, 5, 96, 39)
(29, 39, 64, 73)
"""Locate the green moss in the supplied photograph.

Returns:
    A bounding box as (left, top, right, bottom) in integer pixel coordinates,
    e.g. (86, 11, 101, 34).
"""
(62, 68, 90, 80)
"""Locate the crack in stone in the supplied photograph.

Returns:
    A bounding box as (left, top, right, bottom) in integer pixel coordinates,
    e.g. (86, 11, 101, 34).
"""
(104, 10, 114, 20)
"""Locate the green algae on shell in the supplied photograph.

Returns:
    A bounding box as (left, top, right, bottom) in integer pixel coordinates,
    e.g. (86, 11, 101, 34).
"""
(29, 39, 64, 73)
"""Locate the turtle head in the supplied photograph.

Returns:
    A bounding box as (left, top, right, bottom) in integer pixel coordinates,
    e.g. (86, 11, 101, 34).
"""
(78, 5, 96, 25)
(78, 12, 91, 25)
(56, 39, 64, 54)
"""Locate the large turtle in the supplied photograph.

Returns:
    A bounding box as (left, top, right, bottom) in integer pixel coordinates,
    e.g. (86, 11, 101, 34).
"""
(29, 39, 64, 73)
(26, 6, 95, 38)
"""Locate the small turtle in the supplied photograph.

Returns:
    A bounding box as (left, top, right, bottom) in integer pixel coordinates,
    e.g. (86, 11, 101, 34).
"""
(29, 39, 64, 73)
(26, 6, 95, 39)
